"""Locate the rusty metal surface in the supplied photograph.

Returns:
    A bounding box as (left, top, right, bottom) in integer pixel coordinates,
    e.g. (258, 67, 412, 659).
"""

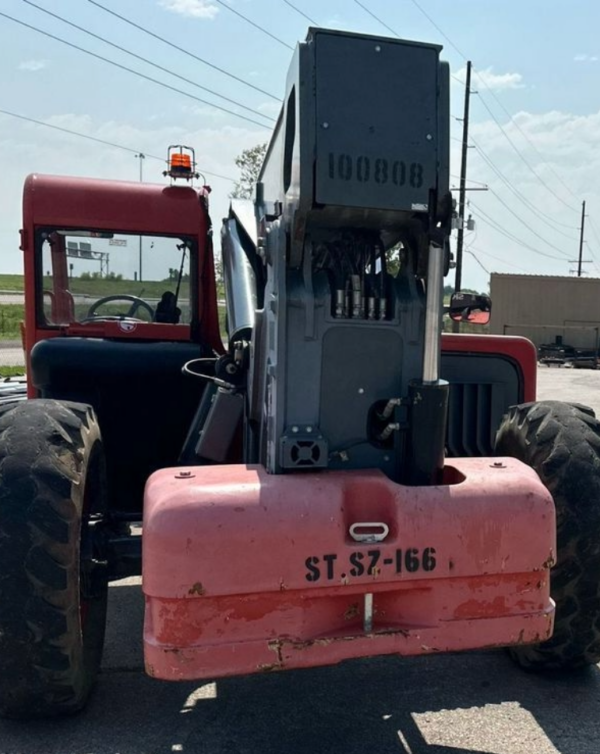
(143, 457, 555, 681)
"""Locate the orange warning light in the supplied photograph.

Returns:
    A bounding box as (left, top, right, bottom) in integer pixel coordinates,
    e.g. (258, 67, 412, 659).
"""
(170, 153, 192, 174)
(163, 145, 200, 182)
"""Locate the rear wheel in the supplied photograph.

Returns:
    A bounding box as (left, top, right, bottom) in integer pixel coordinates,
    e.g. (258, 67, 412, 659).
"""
(0, 399, 108, 718)
(495, 400, 600, 670)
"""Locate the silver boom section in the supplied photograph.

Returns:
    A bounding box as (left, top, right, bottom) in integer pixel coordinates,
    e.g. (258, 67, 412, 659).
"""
(220, 201, 258, 347)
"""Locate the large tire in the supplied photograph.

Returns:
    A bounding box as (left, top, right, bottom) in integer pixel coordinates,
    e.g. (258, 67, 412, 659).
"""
(495, 400, 600, 671)
(0, 399, 108, 718)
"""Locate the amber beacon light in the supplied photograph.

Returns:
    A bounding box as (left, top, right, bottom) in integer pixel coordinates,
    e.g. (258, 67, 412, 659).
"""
(164, 145, 200, 182)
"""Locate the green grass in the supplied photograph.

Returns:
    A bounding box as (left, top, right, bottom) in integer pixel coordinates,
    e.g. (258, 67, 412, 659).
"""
(0, 305, 24, 339)
(44, 277, 190, 300)
(0, 301, 226, 341)
(0, 274, 25, 292)
(2, 268, 221, 302)
(0, 274, 192, 300)
(0, 366, 25, 378)
(218, 304, 228, 341)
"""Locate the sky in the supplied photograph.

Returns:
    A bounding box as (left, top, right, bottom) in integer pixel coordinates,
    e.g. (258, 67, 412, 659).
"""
(1, 0, 600, 291)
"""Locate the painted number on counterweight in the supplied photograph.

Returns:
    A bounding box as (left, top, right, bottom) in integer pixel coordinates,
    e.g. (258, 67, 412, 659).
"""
(327, 153, 424, 188)
(304, 547, 437, 582)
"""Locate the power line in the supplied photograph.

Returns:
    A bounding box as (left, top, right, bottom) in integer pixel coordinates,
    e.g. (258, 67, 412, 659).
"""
(214, 0, 293, 50)
(22, 0, 275, 123)
(87, 0, 279, 101)
(487, 188, 571, 258)
(1, 109, 160, 159)
(469, 200, 570, 261)
(458, 118, 578, 234)
(473, 139, 579, 235)
(409, 0, 468, 57)
(451, 114, 466, 131)
(468, 245, 536, 274)
(586, 223, 600, 276)
(0, 10, 270, 129)
(450, 174, 488, 188)
(473, 94, 579, 214)
(588, 216, 600, 250)
(468, 73, 579, 213)
(339, 0, 582, 230)
(471, 136, 579, 238)
(409, 0, 580, 214)
(465, 248, 489, 275)
(583, 241, 600, 276)
(353, 0, 400, 37)
(282, 0, 317, 24)
(0, 107, 237, 182)
(471, 64, 579, 203)
(352, 3, 575, 261)
(465, 230, 478, 250)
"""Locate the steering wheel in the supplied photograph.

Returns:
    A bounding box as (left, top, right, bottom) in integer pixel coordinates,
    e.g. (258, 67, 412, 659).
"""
(85, 295, 155, 321)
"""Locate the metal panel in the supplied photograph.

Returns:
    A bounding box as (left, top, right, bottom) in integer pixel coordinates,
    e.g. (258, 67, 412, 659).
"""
(314, 33, 440, 211)
(319, 325, 403, 471)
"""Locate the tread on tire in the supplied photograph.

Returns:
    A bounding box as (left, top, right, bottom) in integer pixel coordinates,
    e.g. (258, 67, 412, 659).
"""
(0, 399, 108, 718)
(495, 400, 600, 671)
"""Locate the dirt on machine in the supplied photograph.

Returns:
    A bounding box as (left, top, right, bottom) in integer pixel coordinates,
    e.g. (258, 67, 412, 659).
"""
(1, 28, 600, 720)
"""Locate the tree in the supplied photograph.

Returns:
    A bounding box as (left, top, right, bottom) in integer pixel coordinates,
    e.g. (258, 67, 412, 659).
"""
(230, 143, 267, 199)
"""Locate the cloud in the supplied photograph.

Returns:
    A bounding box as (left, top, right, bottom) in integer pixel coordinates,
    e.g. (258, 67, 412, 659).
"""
(454, 65, 525, 91)
(574, 54, 598, 63)
(158, 0, 218, 19)
(18, 59, 48, 72)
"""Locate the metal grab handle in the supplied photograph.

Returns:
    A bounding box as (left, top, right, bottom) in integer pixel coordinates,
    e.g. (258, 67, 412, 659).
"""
(349, 522, 390, 543)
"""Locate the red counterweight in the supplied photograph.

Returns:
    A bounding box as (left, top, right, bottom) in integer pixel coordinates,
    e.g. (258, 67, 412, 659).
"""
(143, 457, 555, 680)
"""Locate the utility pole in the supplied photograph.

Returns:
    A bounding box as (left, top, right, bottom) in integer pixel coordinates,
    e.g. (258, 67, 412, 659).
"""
(455, 61, 472, 293)
(452, 60, 472, 333)
(135, 152, 145, 282)
(578, 200, 586, 277)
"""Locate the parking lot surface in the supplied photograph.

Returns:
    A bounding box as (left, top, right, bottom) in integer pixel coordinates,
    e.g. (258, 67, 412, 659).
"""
(536, 363, 600, 416)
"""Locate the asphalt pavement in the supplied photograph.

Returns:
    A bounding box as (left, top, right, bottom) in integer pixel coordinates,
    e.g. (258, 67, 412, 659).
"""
(0, 342, 24, 368)
(536, 363, 600, 416)
(1, 576, 599, 754)
(1, 366, 600, 753)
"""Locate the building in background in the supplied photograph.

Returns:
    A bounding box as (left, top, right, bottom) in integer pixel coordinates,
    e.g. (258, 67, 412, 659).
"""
(490, 273, 600, 351)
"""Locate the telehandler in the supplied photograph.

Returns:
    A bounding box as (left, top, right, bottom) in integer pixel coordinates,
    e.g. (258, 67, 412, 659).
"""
(1, 29, 599, 719)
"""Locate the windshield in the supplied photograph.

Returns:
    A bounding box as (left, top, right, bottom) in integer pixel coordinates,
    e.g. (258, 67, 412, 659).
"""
(37, 229, 195, 327)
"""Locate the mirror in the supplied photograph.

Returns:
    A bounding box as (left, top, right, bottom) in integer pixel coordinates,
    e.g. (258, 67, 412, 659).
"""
(449, 292, 491, 325)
